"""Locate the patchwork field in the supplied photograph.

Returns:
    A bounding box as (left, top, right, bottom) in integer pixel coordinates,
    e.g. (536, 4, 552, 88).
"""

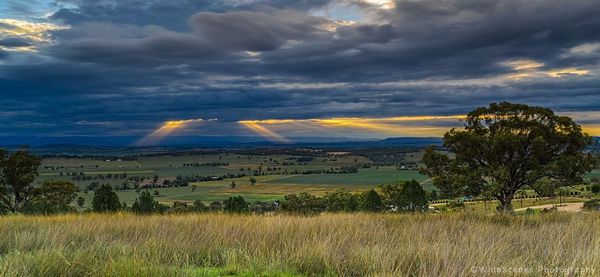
(37, 151, 600, 207)
(38, 152, 429, 205)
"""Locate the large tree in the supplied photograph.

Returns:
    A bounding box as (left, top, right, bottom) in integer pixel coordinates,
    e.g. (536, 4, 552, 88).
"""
(0, 149, 42, 213)
(421, 102, 596, 212)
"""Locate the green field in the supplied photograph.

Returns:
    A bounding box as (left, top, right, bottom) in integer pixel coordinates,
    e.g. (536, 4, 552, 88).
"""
(38, 152, 428, 206)
(266, 168, 428, 186)
(37, 152, 600, 207)
(73, 168, 428, 205)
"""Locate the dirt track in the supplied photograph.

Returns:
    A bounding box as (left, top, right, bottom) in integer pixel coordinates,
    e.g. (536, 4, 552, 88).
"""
(514, 202, 584, 212)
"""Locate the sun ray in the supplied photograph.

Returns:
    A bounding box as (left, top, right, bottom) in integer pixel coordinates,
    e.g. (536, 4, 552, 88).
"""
(239, 122, 291, 143)
(238, 115, 465, 137)
(135, 118, 209, 146)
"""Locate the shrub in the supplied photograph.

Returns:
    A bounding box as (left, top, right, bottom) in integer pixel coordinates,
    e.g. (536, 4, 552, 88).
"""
(168, 201, 190, 214)
(446, 201, 466, 210)
(131, 190, 159, 214)
(209, 201, 223, 211)
(381, 180, 428, 212)
(324, 190, 358, 212)
(192, 200, 208, 212)
(249, 201, 276, 213)
(92, 184, 121, 212)
(361, 189, 383, 212)
(223, 195, 248, 213)
(591, 184, 600, 194)
(280, 193, 325, 215)
(583, 198, 600, 211)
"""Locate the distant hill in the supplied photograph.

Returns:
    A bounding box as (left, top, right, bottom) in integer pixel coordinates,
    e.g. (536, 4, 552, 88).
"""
(0, 136, 444, 156)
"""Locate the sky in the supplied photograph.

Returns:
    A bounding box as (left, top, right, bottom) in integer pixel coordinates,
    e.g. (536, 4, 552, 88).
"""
(1, 0, 600, 145)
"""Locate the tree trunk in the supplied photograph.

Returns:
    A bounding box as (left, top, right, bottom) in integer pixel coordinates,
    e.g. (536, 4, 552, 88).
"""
(498, 193, 514, 213)
(501, 198, 512, 212)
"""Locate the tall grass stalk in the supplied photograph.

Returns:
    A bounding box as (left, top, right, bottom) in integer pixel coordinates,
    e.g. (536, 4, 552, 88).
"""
(0, 212, 598, 276)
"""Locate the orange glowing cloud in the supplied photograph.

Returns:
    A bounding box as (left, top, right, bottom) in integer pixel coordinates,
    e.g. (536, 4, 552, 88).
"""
(238, 115, 465, 138)
(0, 19, 68, 52)
(501, 59, 590, 80)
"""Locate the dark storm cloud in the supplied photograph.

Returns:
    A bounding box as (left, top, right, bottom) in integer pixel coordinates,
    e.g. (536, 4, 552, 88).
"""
(2, 0, 600, 136)
(190, 9, 326, 51)
(257, 0, 600, 79)
(48, 0, 600, 78)
(50, 0, 333, 30)
(0, 37, 33, 47)
(47, 9, 327, 66)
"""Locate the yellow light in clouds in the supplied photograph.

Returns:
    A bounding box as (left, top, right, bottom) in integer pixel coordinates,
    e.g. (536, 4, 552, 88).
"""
(238, 115, 465, 138)
(501, 59, 590, 80)
(364, 0, 396, 9)
(320, 20, 355, 32)
(0, 19, 67, 43)
(504, 59, 545, 71)
(239, 122, 291, 143)
(505, 73, 534, 80)
(546, 68, 590, 78)
(0, 45, 37, 52)
(582, 125, 600, 136)
(136, 119, 208, 146)
(240, 115, 464, 125)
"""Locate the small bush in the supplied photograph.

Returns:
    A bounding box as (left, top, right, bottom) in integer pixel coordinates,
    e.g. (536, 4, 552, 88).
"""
(583, 198, 600, 211)
(446, 201, 466, 210)
(223, 195, 248, 213)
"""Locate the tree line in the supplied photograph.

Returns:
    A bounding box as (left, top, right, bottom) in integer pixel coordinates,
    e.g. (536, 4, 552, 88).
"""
(88, 179, 431, 215)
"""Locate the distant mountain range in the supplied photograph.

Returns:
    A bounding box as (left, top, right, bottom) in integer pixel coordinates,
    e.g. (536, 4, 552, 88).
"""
(0, 136, 444, 155)
(0, 136, 442, 147)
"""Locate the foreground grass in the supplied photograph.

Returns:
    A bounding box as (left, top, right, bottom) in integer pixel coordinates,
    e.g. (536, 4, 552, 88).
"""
(0, 212, 599, 276)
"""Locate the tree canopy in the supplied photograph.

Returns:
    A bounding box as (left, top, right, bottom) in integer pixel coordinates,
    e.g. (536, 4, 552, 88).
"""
(131, 190, 159, 214)
(0, 149, 42, 213)
(26, 181, 80, 214)
(361, 189, 383, 212)
(223, 195, 249, 213)
(421, 102, 596, 212)
(381, 180, 428, 212)
(92, 184, 121, 212)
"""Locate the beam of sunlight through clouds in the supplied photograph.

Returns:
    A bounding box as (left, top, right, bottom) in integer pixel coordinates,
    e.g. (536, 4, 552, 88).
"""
(239, 115, 466, 138)
(238, 121, 292, 143)
(135, 118, 214, 146)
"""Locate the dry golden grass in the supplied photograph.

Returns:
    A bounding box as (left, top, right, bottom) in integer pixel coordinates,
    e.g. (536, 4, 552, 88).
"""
(0, 212, 599, 276)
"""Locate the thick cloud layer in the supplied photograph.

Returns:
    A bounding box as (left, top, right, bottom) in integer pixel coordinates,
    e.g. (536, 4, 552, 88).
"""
(1, 0, 600, 137)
